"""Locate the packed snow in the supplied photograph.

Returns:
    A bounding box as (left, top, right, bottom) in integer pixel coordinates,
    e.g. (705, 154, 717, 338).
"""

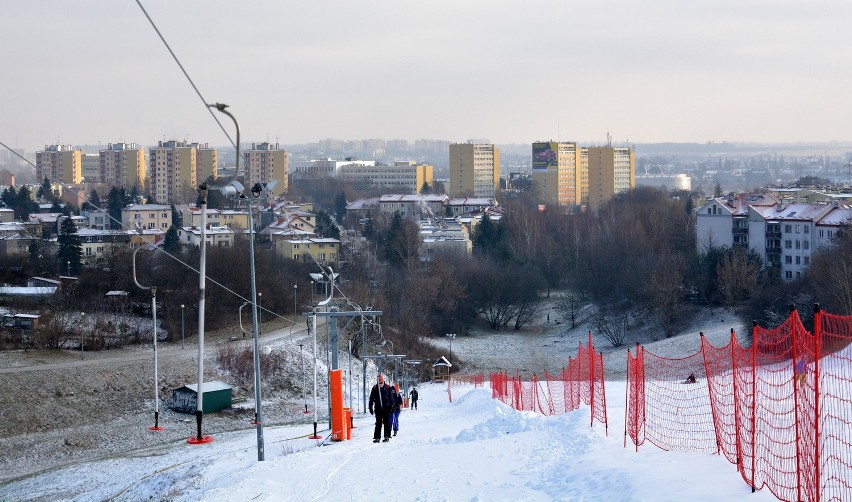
(1, 381, 776, 501)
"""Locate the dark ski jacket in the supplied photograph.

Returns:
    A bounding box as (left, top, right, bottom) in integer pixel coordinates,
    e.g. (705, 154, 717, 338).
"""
(369, 383, 394, 414)
(410, 389, 419, 401)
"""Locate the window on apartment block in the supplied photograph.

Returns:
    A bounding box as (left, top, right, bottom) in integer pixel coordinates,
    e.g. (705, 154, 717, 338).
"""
(785, 240, 792, 249)
(785, 256, 792, 264)
(786, 271, 793, 279)
(795, 225, 801, 233)
(785, 224, 792, 233)
(803, 241, 809, 250)
(796, 256, 801, 265)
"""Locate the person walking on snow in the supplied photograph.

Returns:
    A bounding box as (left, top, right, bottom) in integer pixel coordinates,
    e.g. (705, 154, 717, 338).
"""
(390, 385, 403, 436)
(409, 387, 419, 410)
(369, 374, 393, 443)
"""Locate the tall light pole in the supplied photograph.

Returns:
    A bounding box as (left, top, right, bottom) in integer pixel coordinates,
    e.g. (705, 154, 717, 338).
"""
(211, 102, 265, 460)
(188, 185, 212, 444)
(294, 284, 298, 315)
(80, 312, 85, 359)
(446, 333, 456, 364)
(180, 304, 185, 349)
(133, 245, 164, 431)
(299, 343, 308, 414)
(310, 280, 314, 305)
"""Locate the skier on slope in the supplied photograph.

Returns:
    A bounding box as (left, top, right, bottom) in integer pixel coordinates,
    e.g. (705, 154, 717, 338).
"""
(369, 374, 394, 443)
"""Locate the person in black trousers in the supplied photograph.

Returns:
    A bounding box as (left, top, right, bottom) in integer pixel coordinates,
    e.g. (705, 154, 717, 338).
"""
(409, 387, 419, 410)
(369, 374, 394, 443)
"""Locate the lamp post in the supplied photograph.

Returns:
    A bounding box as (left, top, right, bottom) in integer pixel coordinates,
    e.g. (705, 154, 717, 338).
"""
(188, 184, 212, 444)
(446, 333, 456, 364)
(300, 343, 308, 414)
(80, 312, 85, 359)
(133, 245, 164, 431)
(294, 284, 298, 315)
(310, 280, 314, 305)
(180, 304, 185, 349)
(67, 260, 71, 277)
(257, 292, 262, 336)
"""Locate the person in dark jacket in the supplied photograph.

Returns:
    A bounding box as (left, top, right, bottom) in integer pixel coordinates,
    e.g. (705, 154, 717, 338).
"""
(390, 386, 403, 436)
(409, 387, 419, 410)
(369, 374, 394, 443)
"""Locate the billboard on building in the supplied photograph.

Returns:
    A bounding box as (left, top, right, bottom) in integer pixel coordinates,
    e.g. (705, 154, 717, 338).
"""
(533, 142, 558, 169)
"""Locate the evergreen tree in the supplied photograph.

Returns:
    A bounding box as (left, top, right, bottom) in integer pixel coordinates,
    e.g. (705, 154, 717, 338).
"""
(14, 186, 38, 220)
(83, 189, 102, 212)
(333, 192, 347, 224)
(56, 216, 83, 275)
(421, 181, 431, 195)
(163, 225, 181, 254)
(316, 209, 340, 239)
(472, 213, 510, 261)
(1, 186, 17, 210)
(107, 187, 130, 229)
(38, 177, 52, 201)
(171, 204, 182, 228)
(362, 213, 377, 242)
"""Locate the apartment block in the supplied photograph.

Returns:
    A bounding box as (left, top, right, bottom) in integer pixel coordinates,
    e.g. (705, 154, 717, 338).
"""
(531, 141, 581, 207)
(586, 146, 635, 211)
(191, 142, 218, 183)
(121, 203, 172, 231)
(81, 154, 101, 184)
(339, 161, 434, 194)
(100, 143, 146, 190)
(36, 145, 81, 185)
(243, 142, 288, 195)
(449, 143, 500, 198)
(149, 140, 198, 204)
(696, 194, 852, 282)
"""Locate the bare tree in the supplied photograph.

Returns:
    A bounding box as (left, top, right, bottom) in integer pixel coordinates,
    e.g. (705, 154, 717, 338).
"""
(555, 291, 588, 329)
(717, 248, 759, 307)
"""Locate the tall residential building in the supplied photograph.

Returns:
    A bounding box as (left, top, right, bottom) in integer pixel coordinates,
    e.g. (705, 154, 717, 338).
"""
(449, 143, 500, 198)
(243, 142, 288, 195)
(339, 161, 434, 194)
(81, 154, 101, 184)
(100, 142, 146, 190)
(586, 146, 635, 211)
(36, 145, 82, 185)
(149, 140, 198, 204)
(531, 141, 581, 207)
(191, 142, 218, 183)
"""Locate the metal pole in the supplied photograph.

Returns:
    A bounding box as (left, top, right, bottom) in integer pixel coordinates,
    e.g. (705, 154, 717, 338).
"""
(294, 284, 298, 315)
(189, 184, 211, 444)
(80, 312, 84, 359)
(310, 280, 314, 305)
(180, 304, 185, 349)
(247, 196, 265, 460)
(309, 313, 321, 438)
(300, 343, 308, 414)
(132, 246, 163, 431)
(151, 288, 161, 430)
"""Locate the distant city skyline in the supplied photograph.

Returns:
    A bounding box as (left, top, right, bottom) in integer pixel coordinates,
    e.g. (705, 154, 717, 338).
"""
(3, 1, 852, 153)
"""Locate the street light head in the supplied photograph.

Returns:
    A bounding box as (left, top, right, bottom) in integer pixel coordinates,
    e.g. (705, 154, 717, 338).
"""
(181, 304, 185, 309)
(207, 102, 229, 111)
(198, 183, 209, 204)
(218, 180, 244, 198)
(251, 183, 263, 197)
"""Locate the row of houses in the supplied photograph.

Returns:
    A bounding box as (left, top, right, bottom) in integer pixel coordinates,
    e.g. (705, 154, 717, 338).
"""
(696, 193, 852, 281)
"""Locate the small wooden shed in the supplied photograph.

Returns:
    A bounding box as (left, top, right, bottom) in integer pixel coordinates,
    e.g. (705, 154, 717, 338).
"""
(432, 356, 452, 383)
(170, 381, 232, 414)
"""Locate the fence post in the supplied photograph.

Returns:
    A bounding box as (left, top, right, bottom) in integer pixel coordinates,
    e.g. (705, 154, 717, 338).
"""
(813, 303, 822, 502)
(700, 332, 722, 455)
(624, 348, 630, 448)
(751, 320, 758, 493)
(731, 328, 742, 469)
(790, 307, 803, 502)
(589, 333, 595, 427)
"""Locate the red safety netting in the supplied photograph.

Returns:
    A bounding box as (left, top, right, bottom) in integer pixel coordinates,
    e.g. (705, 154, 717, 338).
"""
(490, 332, 607, 431)
(626, 307, 852, 502)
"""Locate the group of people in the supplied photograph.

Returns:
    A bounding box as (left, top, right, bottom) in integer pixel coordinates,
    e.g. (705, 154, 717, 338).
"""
(368, 374, 419, 443)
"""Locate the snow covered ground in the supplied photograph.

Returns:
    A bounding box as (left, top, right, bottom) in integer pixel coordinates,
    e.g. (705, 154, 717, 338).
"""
(1, 382, 776, 501)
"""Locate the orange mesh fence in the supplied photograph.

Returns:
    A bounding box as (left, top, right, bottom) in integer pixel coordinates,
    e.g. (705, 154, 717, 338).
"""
(626, 306, 852, 502)
(489, 332, 607, 431)
(817, 311, 852, 502)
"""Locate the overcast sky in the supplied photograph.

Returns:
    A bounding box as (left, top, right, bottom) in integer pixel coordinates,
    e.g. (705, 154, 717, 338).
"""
(3, 1, 852, 152)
